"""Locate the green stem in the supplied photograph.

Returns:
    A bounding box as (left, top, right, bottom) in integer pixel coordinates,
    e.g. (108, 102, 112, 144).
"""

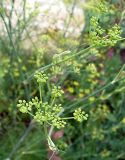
(7, 120, 34, 159)
(66, 75, 125, 111)
(61, 117, 74, 120)
(44, 122, 48, 139)
(27, 46, 94, 80)
(112, 63, 125, 84)
(39, 84, 43, 103)
(28, 111, 34, 117)
(51, 97, 56, 107)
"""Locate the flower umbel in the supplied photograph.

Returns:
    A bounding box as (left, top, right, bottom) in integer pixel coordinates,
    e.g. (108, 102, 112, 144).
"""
(89, 16, 122, 47)
(52, 86, 64, 98)
(34, 71, 48, 83)
(73, 108, 88, 122)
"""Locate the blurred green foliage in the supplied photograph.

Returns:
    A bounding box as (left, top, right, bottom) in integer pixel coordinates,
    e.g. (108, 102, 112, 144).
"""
(0, 0, 125, 160)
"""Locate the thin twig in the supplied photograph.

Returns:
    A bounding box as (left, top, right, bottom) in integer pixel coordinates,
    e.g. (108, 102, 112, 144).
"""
(63, 0, 77, 37)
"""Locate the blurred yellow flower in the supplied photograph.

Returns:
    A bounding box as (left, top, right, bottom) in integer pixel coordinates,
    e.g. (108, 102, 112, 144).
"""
(67, 87, 74, 93)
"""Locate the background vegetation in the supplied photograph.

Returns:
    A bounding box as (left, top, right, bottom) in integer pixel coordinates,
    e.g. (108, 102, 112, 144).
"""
(0, 0, 125, 160)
